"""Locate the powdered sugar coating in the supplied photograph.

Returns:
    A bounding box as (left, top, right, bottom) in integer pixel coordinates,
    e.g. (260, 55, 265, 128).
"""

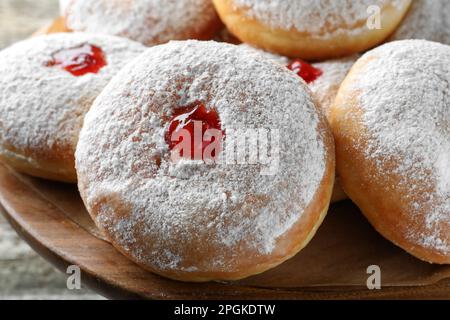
(76, 40, 330, 275)
(390, 0, 450, 44)
(59, 0, 71, 15)
(0, 33, 145, 165)
(232, 0, 409, 38)
(61, 0, 220, 46)
(239, 43, 289, 65)
(353, 40, 450, 255)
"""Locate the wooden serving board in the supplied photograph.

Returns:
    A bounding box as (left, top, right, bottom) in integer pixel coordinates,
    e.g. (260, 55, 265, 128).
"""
(0, 163, 449, 300)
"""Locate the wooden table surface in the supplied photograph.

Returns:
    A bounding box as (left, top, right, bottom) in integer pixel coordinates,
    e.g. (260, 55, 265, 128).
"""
(0, 0, 102, 300)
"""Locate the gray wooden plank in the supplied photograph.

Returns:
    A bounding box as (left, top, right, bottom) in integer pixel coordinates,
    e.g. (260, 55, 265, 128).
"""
(0, 0, 58, 49)
(0, 214, 104, 299)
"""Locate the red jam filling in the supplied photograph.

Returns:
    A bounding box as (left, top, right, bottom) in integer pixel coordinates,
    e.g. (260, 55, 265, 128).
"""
(47, 44, 107, 76)
(165, 102, 223, 161)
(287, 59, 323, 84)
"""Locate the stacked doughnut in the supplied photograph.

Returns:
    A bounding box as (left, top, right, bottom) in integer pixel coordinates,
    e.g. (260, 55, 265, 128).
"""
(0, 0, 449, 283)
(330, 40, 450, 264)
(0, 33, 145, 182)
(60, 0, 222, 46)
(76, 41, 335, 281)
(213, 0, 412, 60)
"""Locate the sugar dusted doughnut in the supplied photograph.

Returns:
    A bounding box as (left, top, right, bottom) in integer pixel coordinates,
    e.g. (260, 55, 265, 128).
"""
(76, 41, 335, 281)
(61, 0, 222, 46)
(330, 40, 450, 264)
(0, 33, 145, 182)
(390, 0, 450, 44)
(213, 0, 412, 60)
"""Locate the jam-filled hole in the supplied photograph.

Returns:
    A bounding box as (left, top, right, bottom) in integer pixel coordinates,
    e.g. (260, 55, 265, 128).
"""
(47, 43, 107, 76)
(287, 59, 322, 83)
(165, 102, 224, 162)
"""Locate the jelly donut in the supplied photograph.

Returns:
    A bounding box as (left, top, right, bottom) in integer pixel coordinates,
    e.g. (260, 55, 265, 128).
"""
(390, 0, 450, 45)
(76, 40, 335, 281)
(330, 40, 450, 264)
(213, 0, 412, 60)
(61, 0, 222, 46)
(0, 33, 145, 182)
